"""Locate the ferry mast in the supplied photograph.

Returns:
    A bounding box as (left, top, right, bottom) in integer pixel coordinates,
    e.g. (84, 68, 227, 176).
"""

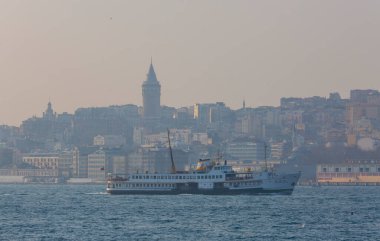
(167, 129, 176, 174)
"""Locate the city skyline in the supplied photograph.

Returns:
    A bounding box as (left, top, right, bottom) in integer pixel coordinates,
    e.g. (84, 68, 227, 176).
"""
(1, 0, 380, 125)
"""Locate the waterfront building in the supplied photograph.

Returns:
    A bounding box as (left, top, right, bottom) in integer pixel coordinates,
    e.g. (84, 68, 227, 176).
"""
(23, 154, 59, 170)
(87, 150, 107, 181)
(77, 156, 88, 178)
(0, 169, 58, 176)
(22, 151, 77, 177)
(317, 160, 380, 184)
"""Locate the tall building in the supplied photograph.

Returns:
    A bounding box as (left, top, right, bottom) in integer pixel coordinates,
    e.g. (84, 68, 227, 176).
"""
(87, 150, 106, 181)
(142, 61, 161, 124)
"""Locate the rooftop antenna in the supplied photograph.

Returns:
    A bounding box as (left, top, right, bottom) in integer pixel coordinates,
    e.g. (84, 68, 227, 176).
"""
(167, 128, 176, 174)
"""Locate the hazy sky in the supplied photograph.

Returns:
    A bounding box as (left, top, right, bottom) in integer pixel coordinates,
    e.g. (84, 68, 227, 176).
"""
(1, 0, 380, 126)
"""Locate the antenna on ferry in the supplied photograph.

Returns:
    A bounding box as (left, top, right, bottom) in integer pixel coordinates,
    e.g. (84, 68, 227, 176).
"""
(264, 142, 268, 172)
(167, 128, 176, 174)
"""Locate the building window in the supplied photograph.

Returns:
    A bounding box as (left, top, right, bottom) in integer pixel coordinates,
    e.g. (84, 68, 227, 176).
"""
(360, 168, 364, 172)
(347, 168, 352, 172)
(365, 168, 370, 172)
(322, 168, 327, 173)
(335, 168, 339, 173)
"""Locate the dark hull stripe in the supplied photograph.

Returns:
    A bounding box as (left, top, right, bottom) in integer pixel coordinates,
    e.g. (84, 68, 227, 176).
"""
(106, 188, 294, 195)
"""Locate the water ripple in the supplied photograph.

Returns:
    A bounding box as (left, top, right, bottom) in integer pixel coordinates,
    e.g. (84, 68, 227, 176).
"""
(0, 185, 379, 240)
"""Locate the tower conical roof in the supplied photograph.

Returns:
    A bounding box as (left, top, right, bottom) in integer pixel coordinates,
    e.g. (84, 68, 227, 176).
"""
(146, 62, 158, 83)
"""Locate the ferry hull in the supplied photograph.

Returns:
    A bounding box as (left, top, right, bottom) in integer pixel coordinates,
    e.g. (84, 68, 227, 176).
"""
(106, 187, 295, 195)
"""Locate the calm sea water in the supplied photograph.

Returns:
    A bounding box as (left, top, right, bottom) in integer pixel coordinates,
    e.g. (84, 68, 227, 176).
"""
(0, 185, 379, 241)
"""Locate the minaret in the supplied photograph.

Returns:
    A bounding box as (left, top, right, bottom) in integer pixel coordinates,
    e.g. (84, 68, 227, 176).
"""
(142, 60, 161, 124)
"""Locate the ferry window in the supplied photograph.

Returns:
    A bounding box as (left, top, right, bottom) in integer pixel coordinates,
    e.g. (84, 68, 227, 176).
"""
(322, 168, 327, 173)
(197, 176, 200, 179)
(335, 168, 339, 173)
(201, 176, 204, 179)
(378, 168, 380, 172)
(365, 168, 370, 172)
(179, 176, 182, 179)
(154, 176, 156, 179)
(212, 175, 215, 179)
(347, 168, 351, 172)
(360, 168, 364, 172)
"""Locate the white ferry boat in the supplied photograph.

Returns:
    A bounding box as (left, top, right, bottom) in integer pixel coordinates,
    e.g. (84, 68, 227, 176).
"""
(106, 130, 300, 195)
(106, 159, 300, 195)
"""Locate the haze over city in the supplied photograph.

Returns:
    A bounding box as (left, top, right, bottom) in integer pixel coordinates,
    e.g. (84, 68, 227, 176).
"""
(2, 2, 380, 240)
(1, 0, 380, 125)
